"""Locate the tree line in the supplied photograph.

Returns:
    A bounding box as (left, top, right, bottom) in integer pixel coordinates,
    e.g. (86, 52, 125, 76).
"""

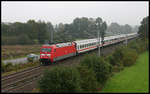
(1, 17, 140, 45)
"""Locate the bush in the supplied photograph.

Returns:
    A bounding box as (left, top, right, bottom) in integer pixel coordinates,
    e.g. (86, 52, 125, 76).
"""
(76, 65, 99, 92)
(106, 55, 115, 66)
(112, 47, 124, 66)
(122, 48, 138, 66)
(4, 62, 14, 72)
(128, 38, 149, 54)
(80, 54, 112, 84)
(107, 47, 125, 72)
(106, 54, 123, 72)
(38, 66, 81, 93)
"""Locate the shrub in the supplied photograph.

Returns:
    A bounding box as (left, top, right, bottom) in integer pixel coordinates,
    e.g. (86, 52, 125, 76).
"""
(108, 47, 125, 72)
(80, 54, 112, 84)
(112, 47, 124, 66)
(38, 66, 81, 93)
(128, 38, 149, 54)
(106, 55, 115, 66)
(4, 62, 14, 72)
(122, 48, 138, 66)
(76, 65, 99, 92)
(106, 54, 123, 72)
(111, 64, 124, 72)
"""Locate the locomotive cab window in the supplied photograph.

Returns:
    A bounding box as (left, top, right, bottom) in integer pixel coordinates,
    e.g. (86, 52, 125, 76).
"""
(41, 48, 51, 52)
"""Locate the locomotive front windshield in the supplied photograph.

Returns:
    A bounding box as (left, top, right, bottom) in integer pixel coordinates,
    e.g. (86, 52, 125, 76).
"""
(41, 48, 51, 52)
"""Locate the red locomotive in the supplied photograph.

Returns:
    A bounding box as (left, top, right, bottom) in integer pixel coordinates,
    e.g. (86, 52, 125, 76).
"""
(40, 42, 76, 64)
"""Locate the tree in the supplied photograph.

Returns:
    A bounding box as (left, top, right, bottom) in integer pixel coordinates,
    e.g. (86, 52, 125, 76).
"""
(101, 21, 107, 45)
(47, 22, 55, 44)
(18, 34, 31, 45)
(138, 16, 149, 39)
(101, 21, 107, 56)
(95, 17, 107, 56)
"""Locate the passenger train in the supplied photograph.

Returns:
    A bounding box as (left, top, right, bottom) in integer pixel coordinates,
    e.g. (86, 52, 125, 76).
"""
(40, 32, 138, 64)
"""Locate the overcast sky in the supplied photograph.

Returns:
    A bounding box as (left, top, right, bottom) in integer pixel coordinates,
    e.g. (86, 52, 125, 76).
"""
(2, 1, 149, 26)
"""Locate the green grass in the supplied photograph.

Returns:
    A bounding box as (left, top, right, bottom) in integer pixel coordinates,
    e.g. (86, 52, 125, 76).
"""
(101, 51, 149, 93)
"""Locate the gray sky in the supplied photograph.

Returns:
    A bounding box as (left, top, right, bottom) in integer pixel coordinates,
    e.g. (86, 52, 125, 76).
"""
(2, 1, 149, 26)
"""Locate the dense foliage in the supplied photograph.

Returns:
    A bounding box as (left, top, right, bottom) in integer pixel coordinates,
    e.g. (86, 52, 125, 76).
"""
(1, 17, 137, 45)
(38, 66, 81, 93)
(80, 54, 112, 84)
(2, 20, 51, 45)
(122, 48, 138, 66)
(76, 66, 99, 92)
(138, 16, 149, 39)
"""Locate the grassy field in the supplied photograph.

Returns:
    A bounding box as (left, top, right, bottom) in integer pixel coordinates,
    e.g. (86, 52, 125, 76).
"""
(2, 45, 42, 60)
(101, 51, 149, 93)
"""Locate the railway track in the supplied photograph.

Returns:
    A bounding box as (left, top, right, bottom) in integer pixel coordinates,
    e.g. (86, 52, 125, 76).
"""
(1, 65, 44, 92)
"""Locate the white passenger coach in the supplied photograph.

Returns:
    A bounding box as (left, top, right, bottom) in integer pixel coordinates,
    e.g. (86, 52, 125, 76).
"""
(74, 32, 138, 53)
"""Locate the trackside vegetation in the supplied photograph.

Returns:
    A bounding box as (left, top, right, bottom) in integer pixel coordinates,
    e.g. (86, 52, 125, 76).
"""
(37, 36, 148, 93)
(101, 51, 149, 93)
(38, 66, 82, 93)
